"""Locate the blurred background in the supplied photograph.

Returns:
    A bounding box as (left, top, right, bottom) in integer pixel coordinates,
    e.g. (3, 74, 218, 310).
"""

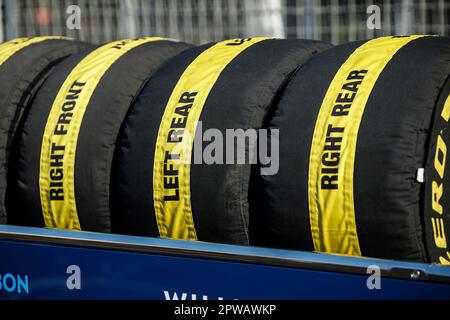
(0, 0, 448, 45)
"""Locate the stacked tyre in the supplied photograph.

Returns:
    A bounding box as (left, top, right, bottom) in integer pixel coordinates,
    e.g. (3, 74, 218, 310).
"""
(114, 38, 331, 244)
(0, 37, 91, 225)
(4, 35, 449, 265)
(255, 35, 450, 263)
(10, 37, 192, 232)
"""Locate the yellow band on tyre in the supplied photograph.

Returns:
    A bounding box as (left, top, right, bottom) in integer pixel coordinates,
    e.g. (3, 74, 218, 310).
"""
(153, 38, 268, 240)
(39, 37, 168, 230)
(0, 36, 68, 65)
(308, 35, 426, 255)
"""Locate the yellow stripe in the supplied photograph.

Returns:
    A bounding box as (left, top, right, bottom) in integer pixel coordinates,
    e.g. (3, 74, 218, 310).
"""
(442, 94, 450, 122)
(0, 36, 68, 66)
(39, 37, 169, 230)
(153, 38, 268, 240)
(308, 35, 426, 255)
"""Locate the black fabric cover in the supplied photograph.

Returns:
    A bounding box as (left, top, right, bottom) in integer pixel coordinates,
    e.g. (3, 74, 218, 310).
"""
(0, 38, 91, 225)
(256, 36, 450, 262)
(114, 39, 331, 244)
(10, 39, 192, 231)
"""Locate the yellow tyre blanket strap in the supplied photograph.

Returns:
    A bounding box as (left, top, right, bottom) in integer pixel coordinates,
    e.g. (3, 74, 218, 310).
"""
(153, 38, 268, 240)
(39, 37, 168, 230)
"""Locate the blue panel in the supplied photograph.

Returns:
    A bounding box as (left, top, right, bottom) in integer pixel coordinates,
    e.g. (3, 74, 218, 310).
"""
(2, 225, 450, 273)
(1, 225, 450, 300)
